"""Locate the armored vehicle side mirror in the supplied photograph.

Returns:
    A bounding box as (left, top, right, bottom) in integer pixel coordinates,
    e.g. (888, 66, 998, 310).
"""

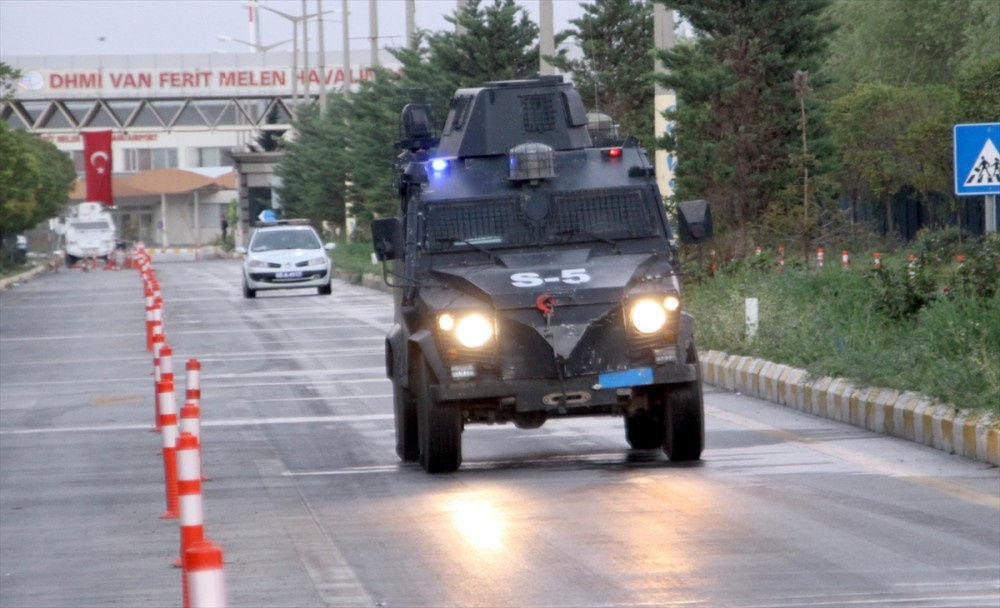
(372, 217, 403, 261)
(677, 200, 713, 245)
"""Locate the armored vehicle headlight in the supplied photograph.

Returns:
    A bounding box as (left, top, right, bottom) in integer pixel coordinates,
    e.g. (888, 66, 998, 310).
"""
(663, 295, 681, 312)
(455, 314, 493, 348)
(438, 314, 456, 332)
(630, 299, 668, 335)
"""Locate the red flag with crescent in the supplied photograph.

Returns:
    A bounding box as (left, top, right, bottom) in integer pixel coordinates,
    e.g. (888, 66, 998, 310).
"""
(83, 130, 113, 206)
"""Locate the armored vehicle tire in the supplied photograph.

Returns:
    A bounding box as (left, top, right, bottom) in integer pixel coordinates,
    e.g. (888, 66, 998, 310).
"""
(393, 381, 419, 462)
(663, 381, 704, 461)
(624, 393, 667, 449)
(414, 354, 462, 473)
(243, 280, 256, 299)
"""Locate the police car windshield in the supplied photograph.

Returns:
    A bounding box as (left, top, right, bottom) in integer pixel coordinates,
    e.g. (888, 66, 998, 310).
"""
(421, 188, 658, 253)
(250, 229, 320, 252)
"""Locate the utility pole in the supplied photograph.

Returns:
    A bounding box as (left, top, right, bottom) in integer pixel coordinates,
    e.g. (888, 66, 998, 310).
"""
(302, 0, 310, 100)
(456, 0, 468, 35)
(343, 0, 351, 86)
(406, 0, 415, 49)
(318, 0, 327, 112)
(539, 0, 554, 75)
(370, 0, 379, 67)
(653, 4, 676, 202)
(257, 3, 335, 113)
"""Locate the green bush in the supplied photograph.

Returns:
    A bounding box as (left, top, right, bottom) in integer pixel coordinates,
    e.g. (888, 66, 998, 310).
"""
(685, 235, 1000, 416)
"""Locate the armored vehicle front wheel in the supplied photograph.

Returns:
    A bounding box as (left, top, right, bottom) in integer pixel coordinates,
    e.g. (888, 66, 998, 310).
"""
(414, 354, 462, 473)
(624, 390, 667, 449)
(393, 381, 419, 462)
(663, 381, 704, 461)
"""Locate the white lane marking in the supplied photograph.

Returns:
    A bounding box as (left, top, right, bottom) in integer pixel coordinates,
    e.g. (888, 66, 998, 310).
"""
(0, 411, 393, 435)
(1, 368, 389, 387)
(708, 406, 1000, 510)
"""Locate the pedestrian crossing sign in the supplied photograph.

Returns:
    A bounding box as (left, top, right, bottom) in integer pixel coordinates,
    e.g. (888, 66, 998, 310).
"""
(954, 123, 1000, 196)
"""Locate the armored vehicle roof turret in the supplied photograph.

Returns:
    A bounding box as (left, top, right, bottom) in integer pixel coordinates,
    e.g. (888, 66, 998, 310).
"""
(434, 75, 593, 159)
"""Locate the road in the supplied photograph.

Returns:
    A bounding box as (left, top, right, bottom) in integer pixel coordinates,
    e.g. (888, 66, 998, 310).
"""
(1, 255, 998, 607)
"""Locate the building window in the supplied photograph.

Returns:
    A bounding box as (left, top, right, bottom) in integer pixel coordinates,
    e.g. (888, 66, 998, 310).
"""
(187, 147, 233, 168)
(69, 150, 85, 174)
(124, 148, 178, 171)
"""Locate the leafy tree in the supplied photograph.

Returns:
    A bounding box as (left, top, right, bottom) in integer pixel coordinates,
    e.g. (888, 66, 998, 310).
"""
(0, 121, 75, 242)
(275, 101, 349, 227)
(956, 55, 1000, 122)
(656, 0, 835, 257)
(1, 62, 21, 101)
(389, 0, 541, 131)
(345, 68, 413, 228)
(426, 0, 539, 86)
(548, 0, 655, 145)
(830, 84, 956, 233)
(824, 0, 1000, 95)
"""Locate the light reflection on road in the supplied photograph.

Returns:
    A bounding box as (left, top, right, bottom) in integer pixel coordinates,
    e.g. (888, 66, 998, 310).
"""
(444, 492, 508, 553)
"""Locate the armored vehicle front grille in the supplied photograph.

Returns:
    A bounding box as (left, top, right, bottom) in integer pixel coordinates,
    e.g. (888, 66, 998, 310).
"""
(423, 198, 528, 252)
(548, 189, 657, 240)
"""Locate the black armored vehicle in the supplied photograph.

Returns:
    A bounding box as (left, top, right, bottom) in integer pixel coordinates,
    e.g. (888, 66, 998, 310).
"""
(372, 75, 713, 473)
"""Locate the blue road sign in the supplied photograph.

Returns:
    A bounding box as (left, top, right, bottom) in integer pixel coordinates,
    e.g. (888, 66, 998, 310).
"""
(954, 123, 1000, 196)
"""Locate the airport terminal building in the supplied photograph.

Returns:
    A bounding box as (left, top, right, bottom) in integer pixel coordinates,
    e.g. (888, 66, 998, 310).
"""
(2, 50, 396, 248)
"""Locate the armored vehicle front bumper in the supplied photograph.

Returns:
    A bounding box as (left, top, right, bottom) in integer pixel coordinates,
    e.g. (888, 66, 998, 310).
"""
(431, 361, 699, 413)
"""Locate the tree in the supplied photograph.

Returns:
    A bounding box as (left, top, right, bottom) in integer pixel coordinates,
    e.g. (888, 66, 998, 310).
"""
(824, 0, 1000, 96)
(830, 84, 956, 234)
(275, 101, 349, 227)
(344, 68, 413, 227)
(0, 121, 76, 243)
(1, 62, 21, 101)
(956, 55, 1000, 122)
(547, 0, 655, 145)
(656, 0, 835, 257)
(426, 0, 539, 86)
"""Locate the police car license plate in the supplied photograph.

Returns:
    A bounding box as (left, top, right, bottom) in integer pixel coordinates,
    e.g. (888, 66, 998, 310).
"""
(276, 271, 303, 279)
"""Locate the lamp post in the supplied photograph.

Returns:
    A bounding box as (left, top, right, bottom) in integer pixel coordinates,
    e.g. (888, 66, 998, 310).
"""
(216, 35, 291, 53)
(255, 3, 336, 113)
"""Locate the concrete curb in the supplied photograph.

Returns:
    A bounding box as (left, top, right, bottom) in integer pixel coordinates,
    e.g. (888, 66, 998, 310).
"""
(0, 264, 51, 291)
(700, 350, 999, 466)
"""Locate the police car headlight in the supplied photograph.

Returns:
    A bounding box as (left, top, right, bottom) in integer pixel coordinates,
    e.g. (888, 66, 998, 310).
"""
(630, 299, 668, 335)
(306, 256, 328, 266)
(247, 258, 268, 268)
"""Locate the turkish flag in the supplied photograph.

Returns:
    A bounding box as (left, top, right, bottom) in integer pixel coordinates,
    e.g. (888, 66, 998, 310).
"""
(83, 130, 114, 206)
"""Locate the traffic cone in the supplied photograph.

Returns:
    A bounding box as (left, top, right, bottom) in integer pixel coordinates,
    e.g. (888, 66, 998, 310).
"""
(158, 379, 179, 519)
(174, 433, 204, 569)
(185, 540, 226, 608)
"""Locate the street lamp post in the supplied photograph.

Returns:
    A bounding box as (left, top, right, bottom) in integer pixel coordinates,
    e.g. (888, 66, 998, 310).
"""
(255, 3, 336, 113)
(216, 35, 291, 54)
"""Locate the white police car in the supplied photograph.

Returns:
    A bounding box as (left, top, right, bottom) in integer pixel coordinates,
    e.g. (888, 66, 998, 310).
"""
(236, 222, 335, 298)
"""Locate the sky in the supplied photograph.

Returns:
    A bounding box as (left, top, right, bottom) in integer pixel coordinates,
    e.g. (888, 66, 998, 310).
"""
(0, 0, 589, 57)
